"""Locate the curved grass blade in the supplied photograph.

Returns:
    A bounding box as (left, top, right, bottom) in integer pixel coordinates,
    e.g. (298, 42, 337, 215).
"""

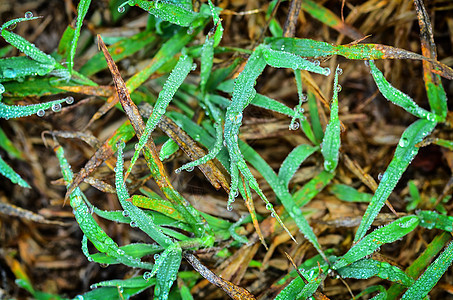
(264, 37, 453, 80)
(354, 119, 437, 242)
(329, 184, 372, 202)
(292, 170, 335, 207)
(54, 144, 154, 269)
(369, 60, 437, 121)
(0, 155, 30, 187)
(401, 241, 453, 299)
(0, 96, 71, 120)
(418, 210, 453, 232)
(336, 258, 414, 286)
(278, 144, 318, 188)
(115, 140, 172, 248)
(321, 65, 341, 172)
(334, 215, 420, 269)
(0, 127, 23, 159)
(128, 54, 193, 176)
(68, 0, 91, 74)
(250, 93, 295, 117)
(159, 138, 179, 161)
(81, 276, 156, 300)
(0, 57, 54, 82)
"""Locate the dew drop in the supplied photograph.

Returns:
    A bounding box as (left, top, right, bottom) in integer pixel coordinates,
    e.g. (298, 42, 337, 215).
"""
(100, 263, 109, 268)
(336, 68, 343, 75)
(4, 68, 16, 78)
(226, 204, 233, 211)
(90, 284, 97, 289)
(25, 11, 33, 18)
(313, 60, 320, 66)
(117, 249, 125, 255)
(51, 103, 62, 112)
(7, 23, 17, 30)
(265, 203, 273, 210)
(234, 189, 239, 197)
(143, 271, 152, 281)
(324, 68, 331, 76)
(377, 173, 383, 181)
(364, 60, 370, 67)
(186, 27, 194, 35)
(118, 6, 125, 13)
(175, 168, 181, 174)
(65, 96, 74, 104)
(187, 166, 194, 172)
(130, 221, 137, 227)
(398, 137, 409, 147)
(37, 109, 45, 117)
(191, 63, 197, 71)
(0, 84, 5, 94)
(289, 121, 300, 130)
(75, 295, 84, 300)
(336, 84, 342, 92)
(154, 253, 160, 260)
(301, 93, 308, 101)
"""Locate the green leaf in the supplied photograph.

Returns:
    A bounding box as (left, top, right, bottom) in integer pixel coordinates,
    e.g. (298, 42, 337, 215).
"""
(369, 60, 437, 121)
(334, 215, 420, 269)
(68, 0, 91, 73)
(337, 258, 414, 286)
(278, 144, 318, 188)
(402, 241, 453, 299)
(0, 154, 30, 188)
(354, 119, 437, 242)
(159, 138, 179, 161)
(418, 210, 453, 232)
(321, 66, 341, 172)
(153, 242, 182, 300)
(329, 184, 372, 202)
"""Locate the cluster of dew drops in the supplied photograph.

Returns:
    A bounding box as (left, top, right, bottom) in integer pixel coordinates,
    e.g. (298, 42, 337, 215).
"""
(36, 96, 74, 117)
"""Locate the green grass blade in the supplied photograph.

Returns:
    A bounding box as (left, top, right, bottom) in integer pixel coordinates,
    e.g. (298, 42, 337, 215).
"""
(292, 170, 335, 207)
(54, 144, 154, 269)
(307, 91, 323, 143)
(115, 141, 172, 248)
(0, 154, 30, 188)
(128, 54, 193, 175)
(418, 210, 453, 232)
(369, 60, 437, 121)
(354, 119, 437, 242)
(0, 127, 23, 159)
(126, 0, 197, 27)
(278, 144, 318, 188)
(250, 93, 294, 117)
(401, 241, 453, 299)
(0, 95, 72, 120)
(159, 138, 179, 161)
(329, 184, 372, 202)
(0, 57, 54, 82)
(68, 0, 91, 74)
(321, 66, 341, 172)
(334, 215, 420, 269)
(337, 258, 414, 286)
(239, 140, 326, 260)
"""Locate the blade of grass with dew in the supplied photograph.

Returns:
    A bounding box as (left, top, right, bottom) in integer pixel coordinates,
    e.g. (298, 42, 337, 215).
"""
(79, 31, 158, 76)
(54, 143, 154, 269)
(123, 0, 198, 27)
(1, 16, 56, 65)
(0, 154, 30, 188)
(68, 0, 91, 74)
(278, 144, 318, 188)
(146, 242, 182, 300)
(239, 139, 327, 260)
(321, 65, 341, 172)
(250, 93, 295, 117)
(354, 119, 436, 242)
(0, 57, 54, 82)
(89, 243, 163, 265)
(401, 241, 453, 299)
(275, 264, 327, 300)
(127, 54, 193, 176)
(0, 95, 72, 120)
(115, 140, 172, 248)
(417, 210, 453, 232)
(80, 277, 156, 300)
(414, 0, 448, 121)
(334, 215, 420, 269)
(386, 232, 451, 299)
(336, 258, 414, 286)
(131, 195, 185, 222)
(406, 180, 422, 210)
(369, 60, 437, 121)
(329, 184, 373, 202)
(264, 37, 453, 80)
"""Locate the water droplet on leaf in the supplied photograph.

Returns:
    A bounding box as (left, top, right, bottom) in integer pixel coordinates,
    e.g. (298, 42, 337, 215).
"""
(187, 166, 194, 172)
(25, 11, 33, 18)
(52, 103, 62, 112)
(37, 109, 45, 117)
(336, 68, 343, 75)
(65, 96, 74, 104)
(336, 84, 342, 92)
(399, 137, 408, 147)
(118, 6, 125, 13)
